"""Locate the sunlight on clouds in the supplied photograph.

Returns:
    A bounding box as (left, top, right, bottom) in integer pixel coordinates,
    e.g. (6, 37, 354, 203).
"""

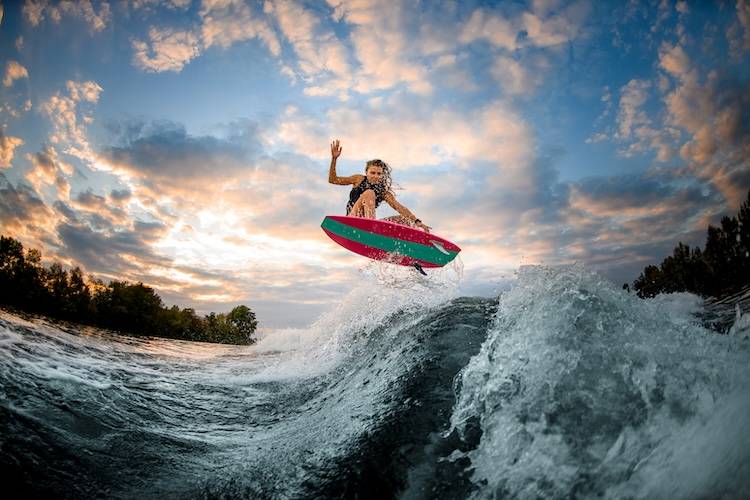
(328, 0, 433, 96)
(40, 80, 102, 167)
(22, 0, 111, 32)
(153, 208, 335, 276)
(131, 28, 201, 73)
(3, 61, 29, 87)
(0, 133, 24, 168)
(275, 100, 532, 179)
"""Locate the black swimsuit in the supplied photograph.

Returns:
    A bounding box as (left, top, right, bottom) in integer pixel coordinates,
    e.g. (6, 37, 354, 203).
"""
(346, 178, 387, 215)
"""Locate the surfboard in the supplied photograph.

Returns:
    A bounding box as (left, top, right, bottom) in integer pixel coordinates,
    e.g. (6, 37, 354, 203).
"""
(321, 215, 461, 273)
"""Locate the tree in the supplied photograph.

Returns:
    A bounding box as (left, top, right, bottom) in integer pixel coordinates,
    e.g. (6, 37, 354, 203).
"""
(0, 236, 25, 304)
(44, 263, 70, 316)
(67, 267, 91, 318)
(632, 189, 750, 298)
(227, 305, 258, 343)
(0, 234, 260, 344)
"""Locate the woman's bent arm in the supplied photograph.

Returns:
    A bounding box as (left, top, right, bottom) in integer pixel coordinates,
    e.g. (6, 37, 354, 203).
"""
(328, 139, 359, 185)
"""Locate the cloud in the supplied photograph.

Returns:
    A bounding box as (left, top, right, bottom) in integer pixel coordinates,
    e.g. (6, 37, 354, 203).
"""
(265, 0, 352, 98)
(0, 173, 56, 250)
(327, 0, 432, 95)
(128, 0, 281, 74)
(658, 44, 750, 207)
(616, 79, 650, 140)
(131, 0, 191, 10)
(659, 42, 696, 83)
(109, 188, 132, 202)
(0, 131, 24, 168)
(23, 145, 75, 198)
(22, 0, 111, 32)
(0, 173, 47, 225)
(459, 0, 590, 51)
(537, 172, 725, 284)
(274, 97, 532, 176)
(99, 119, 260, 182)
(737, 0, 750, 51)
(521, 0, 590, 48)
(56, 220, 172, 278)
(459, 7, 519, 50)
(491, 54, 547, 96)
(131, 28, 201, 73)
(39, 80, 103, 165)
(3, 61, 29, 87)
(199, 0, 280, 54)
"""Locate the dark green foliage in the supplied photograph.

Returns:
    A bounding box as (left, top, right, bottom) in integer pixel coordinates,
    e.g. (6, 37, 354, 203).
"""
(0, 235, 257, 345)
(633, 190, 750, 298)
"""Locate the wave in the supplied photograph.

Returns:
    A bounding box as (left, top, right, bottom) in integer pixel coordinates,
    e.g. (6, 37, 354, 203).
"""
(450, 265, 750, 499)
(1, 263, 748, 499)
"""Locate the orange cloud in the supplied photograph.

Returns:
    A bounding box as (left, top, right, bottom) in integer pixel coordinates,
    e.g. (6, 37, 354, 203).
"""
(0, 131, 24, 168)
(131, 28, 200, 73)
(3, 61, 29, 87)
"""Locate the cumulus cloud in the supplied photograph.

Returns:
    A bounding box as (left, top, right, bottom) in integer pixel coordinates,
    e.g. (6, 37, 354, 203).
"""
(22, 0, 111, 32)
(659, 42, 696, 83)
(128, 0, 280, 74)
(491, 54, 547, 96)
(616, 79, 651, 140)
(265, 0, 352, 98)
(131, 28, 201, 73)
(39, 80, 103, 164)
(99, 119, 260, 183)
(23, 145, 74, 198)
(56, 220, 172, 278)
(327, 0, 432, 95)
(274, 98, 532, 176)
(3, 61, 29, 87)
(0, 173, 56, 249)
(459, 0, 590, 50)
(200, 0, 280, 54)
(657, 43, 750, 207)
(459, 8, 519, 50)
(0, 131, 24, 168)
(131, 0, 191, 10)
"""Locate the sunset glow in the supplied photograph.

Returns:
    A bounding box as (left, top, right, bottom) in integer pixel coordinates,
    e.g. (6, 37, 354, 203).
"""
(1, 0, 749, 326)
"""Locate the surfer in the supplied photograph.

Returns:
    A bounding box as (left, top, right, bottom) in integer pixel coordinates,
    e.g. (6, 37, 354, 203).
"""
(328, 139, 431, 233)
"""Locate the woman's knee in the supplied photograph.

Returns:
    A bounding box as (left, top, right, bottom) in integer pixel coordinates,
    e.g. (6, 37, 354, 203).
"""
(360, 189, 376, 204)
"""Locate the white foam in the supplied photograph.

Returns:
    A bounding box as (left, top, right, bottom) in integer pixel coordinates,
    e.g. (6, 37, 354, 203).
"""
(450, 264, 750, 499)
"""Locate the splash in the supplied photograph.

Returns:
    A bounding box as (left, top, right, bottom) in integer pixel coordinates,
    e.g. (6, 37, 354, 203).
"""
(248, 256, 463, 382)
(450, 264, 750, 499)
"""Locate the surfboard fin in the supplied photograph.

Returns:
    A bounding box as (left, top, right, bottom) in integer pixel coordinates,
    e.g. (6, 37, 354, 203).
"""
(430, 240, 450, 255)
(413, 263, 427, 276)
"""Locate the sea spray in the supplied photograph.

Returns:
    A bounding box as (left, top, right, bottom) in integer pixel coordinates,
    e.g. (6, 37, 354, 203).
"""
(450, 264, 750, 499)
(248, 255, 463, 383)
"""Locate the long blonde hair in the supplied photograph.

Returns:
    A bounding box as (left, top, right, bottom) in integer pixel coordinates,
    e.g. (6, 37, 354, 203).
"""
(365, 159, 393, 193)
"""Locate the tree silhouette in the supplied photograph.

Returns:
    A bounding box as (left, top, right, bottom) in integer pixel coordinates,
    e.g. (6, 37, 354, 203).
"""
(0, 235, 258, 345)
(633, 189, 750, 298)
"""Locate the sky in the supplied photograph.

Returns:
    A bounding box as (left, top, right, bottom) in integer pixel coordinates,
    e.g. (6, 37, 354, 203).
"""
(1, 0, 749, 328)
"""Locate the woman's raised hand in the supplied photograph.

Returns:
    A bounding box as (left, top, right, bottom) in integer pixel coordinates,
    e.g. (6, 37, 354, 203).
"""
(331, 139, 342, 159)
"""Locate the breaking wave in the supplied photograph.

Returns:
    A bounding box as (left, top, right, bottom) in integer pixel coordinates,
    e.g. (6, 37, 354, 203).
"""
(1, 263, 748, 499)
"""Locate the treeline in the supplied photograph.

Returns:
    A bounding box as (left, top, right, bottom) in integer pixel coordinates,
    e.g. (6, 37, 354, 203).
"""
(632, 189, 750, 298)
(0, 235, 257, 345)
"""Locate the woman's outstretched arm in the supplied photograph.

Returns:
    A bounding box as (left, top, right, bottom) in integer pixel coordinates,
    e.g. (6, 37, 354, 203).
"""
(328, 139, 361, 185)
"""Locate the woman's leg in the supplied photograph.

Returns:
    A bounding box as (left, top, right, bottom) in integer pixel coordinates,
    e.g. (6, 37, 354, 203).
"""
(348, 189, 376, 218)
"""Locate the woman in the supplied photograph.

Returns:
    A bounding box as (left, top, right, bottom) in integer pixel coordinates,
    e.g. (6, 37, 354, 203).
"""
(327, 139, 431, 233)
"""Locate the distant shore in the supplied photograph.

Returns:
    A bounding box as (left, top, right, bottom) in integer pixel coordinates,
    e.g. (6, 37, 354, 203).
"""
(0, 235, 257, 345)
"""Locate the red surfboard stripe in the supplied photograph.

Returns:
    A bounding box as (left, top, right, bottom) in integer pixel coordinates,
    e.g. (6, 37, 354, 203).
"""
(326, 216, 461, 252)
(322, 229, 442, 268)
